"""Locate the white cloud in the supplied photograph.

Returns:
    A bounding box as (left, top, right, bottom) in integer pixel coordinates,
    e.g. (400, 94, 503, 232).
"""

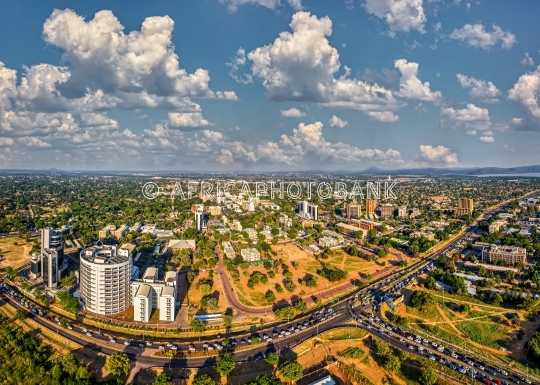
(502, 144, 515, 152)
(216, 149, 234, 164)
(281, 108, 306, 118)
(449, 23, 516, 50)
(0, 137, 14, 146)
(363, 0, 426, 37)
(122, 129, 136, 137)
(465, 129, 477, 136)
(241, 12, 403, 120)
(18, 137, 51, 147)
(456, 74, 501, 103)
(439, 103, 490, 129)
(329, 115, 349, 128)
(366, 111, 399, 123)
(479, 135, 494, 143)
(521, 52, 534, 67)
(227, 48, 253, 84)
(508, 65, 540, 126)
(168, 112, 214, 128)
(418, 145, 458, 164)
(259, 121, 403, 166)
(219, 0, 302, 12)
(394, 59, 442, 103)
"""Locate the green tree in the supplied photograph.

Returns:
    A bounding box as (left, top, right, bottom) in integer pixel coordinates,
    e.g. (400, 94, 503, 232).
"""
(199, 283, 211, 296)
(354, 230, 364, 239)
(265, 352, 280, 368)
(193, 374, 217, 385)
(15, 308, 26, 320)
(191, 319, 207, 335)
(274, 306, 296, 320)
(206, 297, 218, 310)
(375, 339, 391, 358)
(419, 365, 438, 385)
(279, 360, 303, 383)
(187, 271, 196, 284)
(106, 352, 131, 376)
(492, 293, 503, 306)
(383, 355, 401, 372)
(153, 372, 173, 385)
(294, 300, 307, 312)
(247, 375, 283, 385)
(216, 353, 236, 377)
(425, 276, 436, 290)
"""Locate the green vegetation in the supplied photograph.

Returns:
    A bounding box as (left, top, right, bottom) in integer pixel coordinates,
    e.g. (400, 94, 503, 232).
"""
(106, 352, 131, 376)
(55, 291, 79, 314)
(192, 374, 216, 385)
(216, 353, 236, 377)
(339, 347, 365, 359)
(278, 360, 303, 383)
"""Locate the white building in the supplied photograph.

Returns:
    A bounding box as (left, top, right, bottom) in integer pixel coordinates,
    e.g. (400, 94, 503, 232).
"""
(244, 228, 258, 240)
(489, 220, 506, 234)
(118, 243, 136, 259)
(297, 201, 318, 220)
(243, 200, 255, 212)
(397, 206, 407, 217)
(131, 268, 178, 322)
(240, 248, 261, 262)
(79, 243, 132, 315)
(230, 220, 242, 232)
(222, 242, 236, 259)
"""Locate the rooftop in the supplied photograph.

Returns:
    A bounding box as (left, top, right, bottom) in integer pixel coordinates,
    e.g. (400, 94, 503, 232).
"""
(80, 244, 130, 265)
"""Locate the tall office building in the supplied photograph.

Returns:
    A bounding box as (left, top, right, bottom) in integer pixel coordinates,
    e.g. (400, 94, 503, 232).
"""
(365, 199, 377, 215)
(378, 203, 395, 217)
(29, 252, 41, 280)
(41, 227, 67, 288)
(345, 203, 362, 219)
(297, 201, 318, 220)
(194, 205, 207, 231)
(79, 243, 132, 315)
(455, 198, 474, 216)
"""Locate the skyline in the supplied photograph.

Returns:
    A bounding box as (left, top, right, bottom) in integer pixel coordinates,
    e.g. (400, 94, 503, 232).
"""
(0, 1, 539, 170)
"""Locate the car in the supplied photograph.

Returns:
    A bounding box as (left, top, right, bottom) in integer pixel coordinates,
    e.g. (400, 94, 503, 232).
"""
(82, 328, 88, 333)
(97, 332, 103, 338)
(188, 344, 196, 351)
(399, 338, 405, 342)
(241, 338, 246, 344)
(124, 340, 131, 346)
(171, 345, 178, 350)
(110, 338, 117, 343)
(86, 332, 92, 337)
(146, 341, 153, 346)
(138, 343, 145, 348)
(159, 345, 165, 350)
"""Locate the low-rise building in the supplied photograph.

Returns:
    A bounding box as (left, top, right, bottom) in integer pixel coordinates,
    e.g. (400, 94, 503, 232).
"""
(114, 224, 129, 239)
(119, 243, 136, 258)
(166, 239, 196, 252)
(481, 244, 526, 265)
(489, 220, 506, 234)
(244, 228, 258, 240)
(98, 224, 116, 239)
(240, 248, 261, 262)
(222, 242, 236, 259)
(318, 236, 339, 248)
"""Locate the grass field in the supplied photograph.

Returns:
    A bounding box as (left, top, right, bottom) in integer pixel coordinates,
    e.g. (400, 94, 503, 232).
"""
(0, 236, 34, 273)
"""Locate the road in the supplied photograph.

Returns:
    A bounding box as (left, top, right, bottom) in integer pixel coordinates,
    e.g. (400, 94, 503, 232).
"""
(3, 191, 538, 381)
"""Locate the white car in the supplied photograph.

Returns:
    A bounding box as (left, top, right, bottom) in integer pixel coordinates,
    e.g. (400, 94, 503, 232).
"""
(171, 345, 178, 350)
(86, 332, 92, 337)
(124, 340, 131, 346)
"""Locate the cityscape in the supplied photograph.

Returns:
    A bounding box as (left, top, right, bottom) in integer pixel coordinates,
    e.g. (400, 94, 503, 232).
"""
(1, 1, 540, 385)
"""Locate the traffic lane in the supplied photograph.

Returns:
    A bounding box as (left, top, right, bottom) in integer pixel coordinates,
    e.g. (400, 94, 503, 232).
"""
(350, 307, 527, 385)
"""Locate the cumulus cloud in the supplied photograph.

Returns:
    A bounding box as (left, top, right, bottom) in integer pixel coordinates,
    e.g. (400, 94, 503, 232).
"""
(18, 137, 51, 147)
(439, 103, 490, 130)
(168, 112, 214, 128)
(0, 137, 14, 146)
(456, 74, 501, 103)
(366, 111, 399, 123)
(329, 115, 349, 128)
(521, 52, 534, 67)
(449, 23, 516, 50)
(281, 108, 306, 118)
(465, 129, 477, 136)
(418, 145, 458, 164)
(394, 59, 442, 104)
(479, 135, 494, 143)
(219, 0, 302, 12)
(508, 65, 540, 129)
(238, 12, 403, 120)
(363, 0, 426, 37)
(259, 121, 403, 166)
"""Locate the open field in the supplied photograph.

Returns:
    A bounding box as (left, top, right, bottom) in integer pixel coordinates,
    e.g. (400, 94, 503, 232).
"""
(0, 236, 34, 272)
(187, 271, 229, 314)
(228, 244, 405, 307)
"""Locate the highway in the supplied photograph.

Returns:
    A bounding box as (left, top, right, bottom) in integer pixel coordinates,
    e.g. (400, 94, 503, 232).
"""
(2, 192, 538, 381)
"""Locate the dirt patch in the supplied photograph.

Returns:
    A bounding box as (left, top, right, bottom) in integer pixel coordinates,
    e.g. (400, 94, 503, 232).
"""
(0, 236, 33, 272)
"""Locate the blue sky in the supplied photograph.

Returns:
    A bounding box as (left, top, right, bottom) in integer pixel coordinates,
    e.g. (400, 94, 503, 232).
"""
(0, 0, 539, 170)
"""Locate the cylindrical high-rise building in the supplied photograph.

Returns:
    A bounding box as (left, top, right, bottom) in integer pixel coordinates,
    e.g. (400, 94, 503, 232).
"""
(79, 242, 132, 315)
